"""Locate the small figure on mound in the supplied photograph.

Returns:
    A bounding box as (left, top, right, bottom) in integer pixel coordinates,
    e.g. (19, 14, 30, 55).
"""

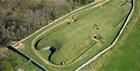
(92, 33, 99, 41)
(92, 33, 104, 43)
(93, 34, 97, 39)
(61, 61, 65, 65)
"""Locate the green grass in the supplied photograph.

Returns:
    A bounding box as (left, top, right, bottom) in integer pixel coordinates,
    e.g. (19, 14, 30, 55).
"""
(37, 0, 131, 65)
(99, 1, 140, 71)
(14, 0, 133, 71)
(6, 49, 41, 71)
(80, 0, 140, 71)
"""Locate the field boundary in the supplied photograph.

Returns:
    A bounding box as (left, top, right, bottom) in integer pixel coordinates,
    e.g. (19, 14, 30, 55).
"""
(7, 46, 48, 71)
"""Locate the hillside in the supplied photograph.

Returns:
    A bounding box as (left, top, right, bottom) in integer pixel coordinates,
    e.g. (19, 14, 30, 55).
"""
(0, 0, 140, 71)
(0, 0, 95, 70)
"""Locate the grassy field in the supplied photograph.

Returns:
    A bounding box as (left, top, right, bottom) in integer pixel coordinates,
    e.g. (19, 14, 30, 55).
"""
(37, 0, 131, 65)
(80, 0, 140, 71)
(12, 0, 134, 71)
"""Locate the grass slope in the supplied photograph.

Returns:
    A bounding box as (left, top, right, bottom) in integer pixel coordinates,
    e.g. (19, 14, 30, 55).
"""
(37, 0, 131, 65)
(81, 0, 140, 71)
(14, 0, 132, 71)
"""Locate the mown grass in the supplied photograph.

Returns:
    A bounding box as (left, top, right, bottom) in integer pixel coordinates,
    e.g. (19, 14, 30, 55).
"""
(81, 0, 140, 71)
(16, 0, 132, 71)
(37, 0, 131, 65)
(6, 49, 41, 71)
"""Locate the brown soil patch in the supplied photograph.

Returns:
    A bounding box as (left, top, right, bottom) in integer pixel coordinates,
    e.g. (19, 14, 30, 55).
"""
(12, 43, 25, 49)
